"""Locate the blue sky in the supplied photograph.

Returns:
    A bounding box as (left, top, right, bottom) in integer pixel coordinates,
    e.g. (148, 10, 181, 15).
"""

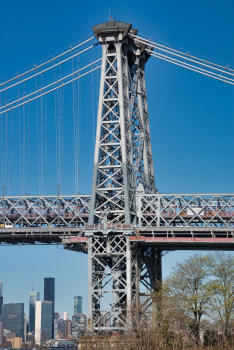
(0, 0, 233, 319)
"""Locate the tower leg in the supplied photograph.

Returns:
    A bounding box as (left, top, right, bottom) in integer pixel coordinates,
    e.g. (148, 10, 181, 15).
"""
(87, 237, 93, 330)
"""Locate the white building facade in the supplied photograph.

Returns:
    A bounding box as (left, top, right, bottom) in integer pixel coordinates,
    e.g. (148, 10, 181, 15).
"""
(35, 301, 53, 345)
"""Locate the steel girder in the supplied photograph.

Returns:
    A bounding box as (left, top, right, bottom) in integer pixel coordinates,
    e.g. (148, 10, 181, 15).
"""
(0, 195, 91, 228)
(136, 193, 234, 227)
(1, 194, 234, 230)
(89, 23, 156, 225)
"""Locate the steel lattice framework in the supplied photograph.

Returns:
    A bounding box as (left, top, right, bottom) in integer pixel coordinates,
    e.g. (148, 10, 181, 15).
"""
(88, 21, 156, 227)
(0, 20, 233, 332)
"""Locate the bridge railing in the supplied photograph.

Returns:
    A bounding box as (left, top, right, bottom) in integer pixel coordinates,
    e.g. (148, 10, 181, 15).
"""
(136, 194, 234, 227)
(0, 195, 91, 228)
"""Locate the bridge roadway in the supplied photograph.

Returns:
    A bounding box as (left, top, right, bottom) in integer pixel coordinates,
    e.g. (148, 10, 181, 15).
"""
(0, 193, 233, 251)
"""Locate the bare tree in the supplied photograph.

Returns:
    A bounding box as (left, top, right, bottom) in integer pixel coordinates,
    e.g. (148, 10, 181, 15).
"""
(164, 254, 211, 347)
(207, 252, 234, 342)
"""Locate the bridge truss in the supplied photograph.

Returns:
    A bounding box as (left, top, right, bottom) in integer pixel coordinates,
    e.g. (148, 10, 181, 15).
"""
(0, 19, 233, 331)
(1, 192, 234, 329)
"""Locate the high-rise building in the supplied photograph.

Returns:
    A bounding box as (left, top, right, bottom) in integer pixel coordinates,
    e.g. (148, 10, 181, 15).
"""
(71, 314, 86, 338)
(74, 296, 83, 314)
(54, 312, 60, 320)
(0, 322, 3, 344)
(0, 303, 24, 338)
(0, 283, 3, 315)
(24, 314, 28, 342)
(62, 312, 68, 320)
(29, 291, 40, 332)
(44, 277, 55, 339)
(12, 337, 22, 348)
(64, 320, 72, 340)
(54, 319, 65, 339)
(35, 301, 53, 345)
(0, 297, 3, 316)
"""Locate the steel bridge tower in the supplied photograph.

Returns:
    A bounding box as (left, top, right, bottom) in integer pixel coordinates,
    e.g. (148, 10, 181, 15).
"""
(87, 21, 160, 330)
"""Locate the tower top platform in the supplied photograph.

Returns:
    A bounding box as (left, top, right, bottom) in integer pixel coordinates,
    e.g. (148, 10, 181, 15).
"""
(92, 21, 138, 40)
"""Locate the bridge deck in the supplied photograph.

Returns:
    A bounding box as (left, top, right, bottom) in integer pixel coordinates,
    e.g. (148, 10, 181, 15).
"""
(0, 194, 233, 250)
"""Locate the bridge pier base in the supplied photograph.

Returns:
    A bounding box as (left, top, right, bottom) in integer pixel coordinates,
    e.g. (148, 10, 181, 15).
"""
(87, 231, 162, 331)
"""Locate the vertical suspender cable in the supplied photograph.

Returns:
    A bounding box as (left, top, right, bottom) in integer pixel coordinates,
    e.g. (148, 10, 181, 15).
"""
(72, 52, 77, 193)
(11, 110, 13, 195)
(36, 73, 40, 196)
(92, 67, 94, 151)
(74, 54, 78, 194)
(40, 71, 43, 195)
(62, 85, 64, 195)
(54, 59, 59, 191)
(0, 91, 2, 192)
(5, 89, 8, 195)
(27, 103, 30, 195)
(79, 62, 81, 193)
(77, 54, 81, 194)
(18, 77, 22, 196)
(56, 70, 60, 193)
(97, 64, 99, 110)
(72, 53, 76, 194)
(59, 63, 62, 193)
(23, 79, 26, 194)
(45, 95, 47, 195)
(1, 111, 3, 193)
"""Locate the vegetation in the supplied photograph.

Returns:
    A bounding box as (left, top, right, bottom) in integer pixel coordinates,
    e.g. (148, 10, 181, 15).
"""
(77, 252, 234, 350)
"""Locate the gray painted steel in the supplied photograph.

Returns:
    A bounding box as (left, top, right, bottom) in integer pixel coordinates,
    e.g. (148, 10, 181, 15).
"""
(1, 21, 233, 331)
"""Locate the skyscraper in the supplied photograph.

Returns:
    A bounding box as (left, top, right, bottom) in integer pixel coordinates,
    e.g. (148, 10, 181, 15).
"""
(0, 322, 3, 344)
(35, 301, 53, 345)
(0, 303, 24, 338)
(71, 314, 86, 338)
(29, 291, 40, 332)
(0, 283, 3, 315)
(44, 277, 55, 338)
(62, 312, 68, 320)
(74, 296, 83, 314)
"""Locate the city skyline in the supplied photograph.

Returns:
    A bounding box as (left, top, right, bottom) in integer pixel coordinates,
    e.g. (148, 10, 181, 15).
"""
(0, 277, 86, 324)
(0, 278, 87, 344)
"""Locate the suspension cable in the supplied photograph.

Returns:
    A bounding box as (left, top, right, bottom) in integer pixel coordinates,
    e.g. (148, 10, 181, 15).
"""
(131, 34, 234, 76)
(0, 44, 98, 93)
(148, 50, 234, 85)
(0, 36, 95, 88)
(147, 49, 234, 83)
(0, 65, 101, 116)
(0, 59, 102, 112)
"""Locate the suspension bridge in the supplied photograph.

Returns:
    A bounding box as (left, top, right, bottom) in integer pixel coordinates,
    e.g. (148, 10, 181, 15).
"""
(0, 20, 233, 330)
